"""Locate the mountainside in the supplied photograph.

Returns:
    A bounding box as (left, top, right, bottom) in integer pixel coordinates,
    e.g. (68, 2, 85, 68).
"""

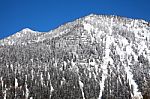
(0, 14, 150, 99)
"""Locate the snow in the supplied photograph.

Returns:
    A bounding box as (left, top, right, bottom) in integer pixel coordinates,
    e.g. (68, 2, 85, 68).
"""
(0, 77, 3, 91)
(30, 97, 33, 99)
(79, 79, 85, 99)
(126, 44, 132, 55)
(61, 77, 66, 86)
(63, 61, 67, 69)
(108, 17, 113, 35)
(95, 64, 99, 75)
(124, 65, 142, 98)
(50, 84, 54, 92)
(126, 43, 138, 62)
(83, 23, 92, 33)
(121, 37, 129, 46)
(15, 77, 18, 88)
(89, 59, 96, 66)
(138, 41, 147, 55)
(3, 90, 6, 99)
(25, 75, 29, 99)
(31, 69, 34, 80)
(71, 59, 76, 67)
(83, 22, 100, 43)
(25, 82, 29, 99)
(89, 72, 92, 78)
(22, 28, 34, 32)
(33, 36, 44, 42)
(40, 72, 44, 86)
(99, 35, 113, 99)
(50, 78, 54, 98)
(10, 64, 13, 71)
(48, 72, 50, 80)
(116, 44, 124, 61)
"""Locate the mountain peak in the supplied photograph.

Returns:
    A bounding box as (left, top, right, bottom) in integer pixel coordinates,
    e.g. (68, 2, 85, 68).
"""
(21, 28, 34, 32)
(88, 13, 97, 16)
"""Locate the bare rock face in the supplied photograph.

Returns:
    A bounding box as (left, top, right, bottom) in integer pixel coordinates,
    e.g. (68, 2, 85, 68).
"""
(0, 14, 150, 99)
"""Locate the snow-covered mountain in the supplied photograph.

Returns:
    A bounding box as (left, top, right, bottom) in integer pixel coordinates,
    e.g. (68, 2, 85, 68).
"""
(0, 14, 150, 99)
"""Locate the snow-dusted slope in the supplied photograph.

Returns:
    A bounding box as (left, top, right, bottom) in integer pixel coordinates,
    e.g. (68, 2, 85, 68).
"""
(0, 28, 45, 45)
(0, 14, 150, 99)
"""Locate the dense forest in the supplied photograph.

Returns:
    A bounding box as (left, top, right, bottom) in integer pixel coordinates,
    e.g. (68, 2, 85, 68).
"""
(0, 14, 150, 99)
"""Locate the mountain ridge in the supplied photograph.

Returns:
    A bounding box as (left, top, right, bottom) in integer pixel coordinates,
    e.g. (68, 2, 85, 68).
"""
(0, 14, 150, 44)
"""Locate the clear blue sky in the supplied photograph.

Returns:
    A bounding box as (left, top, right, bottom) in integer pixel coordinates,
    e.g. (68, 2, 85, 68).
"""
(0, 0, 150, 39)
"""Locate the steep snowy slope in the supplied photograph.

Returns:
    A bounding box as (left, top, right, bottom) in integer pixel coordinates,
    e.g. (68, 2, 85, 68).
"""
(0, 14, 150, 99)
